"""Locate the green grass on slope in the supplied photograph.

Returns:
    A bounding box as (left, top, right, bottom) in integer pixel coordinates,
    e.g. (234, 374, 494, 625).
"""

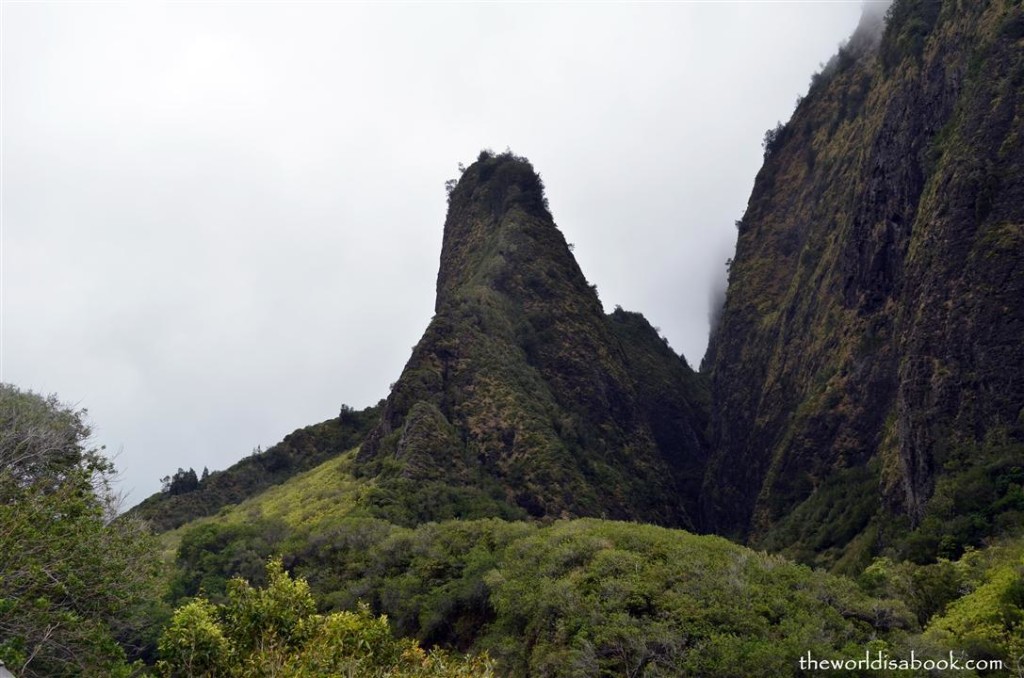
(158, 448, 371, 562)
(216, 447, 371, 529)
(134, 404, 381, 533)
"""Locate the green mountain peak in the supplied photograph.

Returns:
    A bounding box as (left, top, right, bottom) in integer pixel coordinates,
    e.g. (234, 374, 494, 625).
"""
(435, 151, 581, 313)
(356, 149, 709, 527)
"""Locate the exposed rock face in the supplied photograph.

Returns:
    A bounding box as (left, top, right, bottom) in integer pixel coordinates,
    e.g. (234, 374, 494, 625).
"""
(703, 0, 1024, 568)
(357, 151, 709, 527)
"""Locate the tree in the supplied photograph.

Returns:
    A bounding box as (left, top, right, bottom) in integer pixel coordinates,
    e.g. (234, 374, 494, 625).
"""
(164, 467, 199, 495)
(159, 558, 494, 677)
(762, 121, 787, 160)
(0, 384, 163, 676)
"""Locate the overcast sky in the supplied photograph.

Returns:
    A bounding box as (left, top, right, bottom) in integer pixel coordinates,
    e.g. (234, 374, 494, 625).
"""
(2, 1, 866, 506)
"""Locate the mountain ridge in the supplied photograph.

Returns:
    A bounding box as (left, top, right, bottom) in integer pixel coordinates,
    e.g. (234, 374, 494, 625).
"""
(702, 0, 1024, 569)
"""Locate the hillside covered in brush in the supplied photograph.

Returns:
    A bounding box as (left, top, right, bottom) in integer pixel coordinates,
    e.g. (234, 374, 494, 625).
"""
(130, 403, 380, 531)
(156, 424, 1024, 677)
(156, 453, 926, 678)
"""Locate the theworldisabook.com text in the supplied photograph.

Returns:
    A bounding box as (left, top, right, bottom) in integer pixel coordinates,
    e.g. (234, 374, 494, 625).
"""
(799, 650, 1003, 673)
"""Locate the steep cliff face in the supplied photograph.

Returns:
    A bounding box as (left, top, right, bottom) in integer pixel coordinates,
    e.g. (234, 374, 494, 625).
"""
(356, 151, 709, 527)
(703, 0, 1024, 568)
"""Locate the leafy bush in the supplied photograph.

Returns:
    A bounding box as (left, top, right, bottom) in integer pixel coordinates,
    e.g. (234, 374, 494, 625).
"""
(482, 520, 914, 677)
(0, 384, 164, 676)
(926, 541, 1024, 667)
(168, 520, 288, 604)
(158, 559, 494, 677)
(859, 557, 965, 625)
(762, 122, 788, 160)
(211, 516, 920, 677)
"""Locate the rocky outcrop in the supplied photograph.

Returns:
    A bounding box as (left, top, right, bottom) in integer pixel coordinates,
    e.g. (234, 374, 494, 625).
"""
(356, 151, 709, 527)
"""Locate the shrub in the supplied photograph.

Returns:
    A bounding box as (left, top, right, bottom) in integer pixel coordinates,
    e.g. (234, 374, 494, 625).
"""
(158, 558, 494, 677)
(0, 384, 163, 676)
(762, 122, 787, 160)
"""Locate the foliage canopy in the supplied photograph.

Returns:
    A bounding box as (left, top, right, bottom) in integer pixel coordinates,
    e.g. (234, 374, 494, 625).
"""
(0, 384, 163, 677)
(159, 558, 494, 677)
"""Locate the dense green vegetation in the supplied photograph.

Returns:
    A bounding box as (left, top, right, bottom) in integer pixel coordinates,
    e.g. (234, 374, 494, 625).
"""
(889, 431, 1024, 565)
(0, 385, 164, 676)
(150, 446, 1024, 676)
(925, 541, 1024, 666)
(159, 559, 493, 677)
(857, 538, 1024, 671)
(168, 513, 922, 677)
(10, 383, 1023, 678)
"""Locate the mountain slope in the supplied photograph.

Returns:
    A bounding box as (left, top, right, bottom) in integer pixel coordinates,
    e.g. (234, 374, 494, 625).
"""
(702, 0, 1024, 568)
(356, 151, 709, 528)
(130, 403, 380, 531)
(155, 448, 920, 678)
